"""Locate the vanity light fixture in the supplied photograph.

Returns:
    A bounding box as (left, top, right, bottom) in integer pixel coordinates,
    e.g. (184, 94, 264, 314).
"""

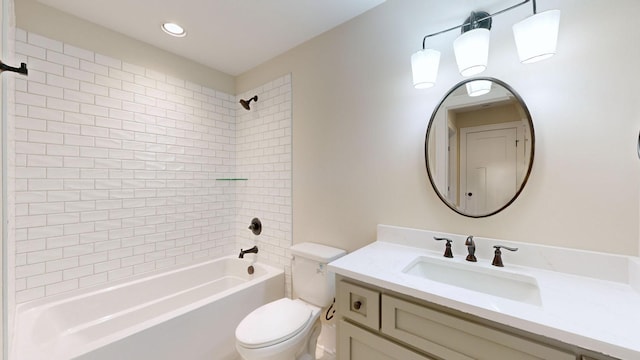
(411, 0, 560, 89)
(161, 22, 187, 37)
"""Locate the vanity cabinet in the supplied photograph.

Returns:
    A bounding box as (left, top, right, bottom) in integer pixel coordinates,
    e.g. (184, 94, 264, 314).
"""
(380, 294, 572, 360)
(336, 276, 617, 360)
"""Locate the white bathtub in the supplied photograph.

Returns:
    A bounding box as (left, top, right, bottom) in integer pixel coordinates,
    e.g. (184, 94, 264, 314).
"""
(11, 256, 284, 360)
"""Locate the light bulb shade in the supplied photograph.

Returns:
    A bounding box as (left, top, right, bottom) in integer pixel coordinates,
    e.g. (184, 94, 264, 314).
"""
(453, 28, 490, 77)
(411, 49, 441, 89)
(466, 80, 492, 97)
(513, 10, 560, 64)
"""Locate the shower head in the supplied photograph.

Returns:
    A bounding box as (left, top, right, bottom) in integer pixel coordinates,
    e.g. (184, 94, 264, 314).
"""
(239, 95, 258, 110)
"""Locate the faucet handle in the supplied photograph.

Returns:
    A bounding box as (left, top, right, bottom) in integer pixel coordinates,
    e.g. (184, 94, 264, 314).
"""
(248, 218, 262, 235)
(494, 245, 518, 252)
(434, 237, 454, 258)
(492, 245, 518, 267)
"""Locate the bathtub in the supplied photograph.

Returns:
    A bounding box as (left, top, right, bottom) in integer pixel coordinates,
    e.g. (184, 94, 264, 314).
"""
(11, 256, 284, 360)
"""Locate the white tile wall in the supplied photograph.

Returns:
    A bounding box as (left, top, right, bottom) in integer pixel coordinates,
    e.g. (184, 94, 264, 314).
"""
(12, 29, 281, 303)
(236, 75, 293, 296)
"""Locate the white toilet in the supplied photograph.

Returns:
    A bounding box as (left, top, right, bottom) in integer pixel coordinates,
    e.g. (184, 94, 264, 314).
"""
(235, 242, 346, 360)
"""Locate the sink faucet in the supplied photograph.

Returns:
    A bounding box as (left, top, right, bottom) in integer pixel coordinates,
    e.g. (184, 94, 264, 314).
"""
(239, 245, 258, 258)
(465, 235, 477, 262)
(492, 245, 518, 267)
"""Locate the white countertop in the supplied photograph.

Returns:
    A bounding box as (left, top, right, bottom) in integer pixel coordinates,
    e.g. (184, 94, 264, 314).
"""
(328, 225, 640, 359)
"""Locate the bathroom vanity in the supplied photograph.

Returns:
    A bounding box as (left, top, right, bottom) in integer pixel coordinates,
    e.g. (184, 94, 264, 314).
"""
(329, 225, 640, 360)
(336, 276, 608, 360)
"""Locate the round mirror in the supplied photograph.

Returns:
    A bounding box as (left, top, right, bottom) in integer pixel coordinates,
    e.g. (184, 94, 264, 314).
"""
(425, 78, 534, 218)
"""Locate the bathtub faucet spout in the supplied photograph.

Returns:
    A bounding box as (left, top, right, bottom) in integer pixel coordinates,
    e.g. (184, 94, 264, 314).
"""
(239, 246, 258, 258)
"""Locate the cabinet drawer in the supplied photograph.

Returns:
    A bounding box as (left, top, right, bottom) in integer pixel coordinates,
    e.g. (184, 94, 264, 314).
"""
(338, 320, 433, 360)
(337, 280, 380, 330)
(381, 294, 574, 360)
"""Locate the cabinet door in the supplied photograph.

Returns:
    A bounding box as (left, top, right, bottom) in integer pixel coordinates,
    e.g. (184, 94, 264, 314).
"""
(338, 320, 433, 360)
(381, 295, 575, 360)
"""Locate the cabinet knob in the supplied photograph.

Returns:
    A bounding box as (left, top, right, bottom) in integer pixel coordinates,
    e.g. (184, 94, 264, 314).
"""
(353, 300, 362, 310)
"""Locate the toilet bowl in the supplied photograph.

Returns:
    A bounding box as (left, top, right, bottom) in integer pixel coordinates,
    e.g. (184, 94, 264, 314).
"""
(234, 242, 346, 360)
(235, 298, 321, 360)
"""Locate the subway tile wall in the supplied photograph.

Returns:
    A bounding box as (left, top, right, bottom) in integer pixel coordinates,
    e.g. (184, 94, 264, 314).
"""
(12, 29, 292, 303)
(236, 76, 293, 296)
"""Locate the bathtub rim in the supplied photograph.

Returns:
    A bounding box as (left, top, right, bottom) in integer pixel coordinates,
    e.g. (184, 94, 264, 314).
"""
(11, 255, 285, 360)
(16, 254, 279, 312)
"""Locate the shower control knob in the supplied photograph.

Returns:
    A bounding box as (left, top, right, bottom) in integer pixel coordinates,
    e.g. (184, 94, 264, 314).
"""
(353, 301, 362, 310)
(248, 217, 262, 235)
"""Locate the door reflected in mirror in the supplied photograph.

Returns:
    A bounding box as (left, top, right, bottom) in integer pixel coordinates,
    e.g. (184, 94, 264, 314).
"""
(425, 78, 534, 217)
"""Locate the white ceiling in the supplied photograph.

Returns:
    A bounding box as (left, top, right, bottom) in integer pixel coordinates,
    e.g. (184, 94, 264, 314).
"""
(37, 0, 386, 76)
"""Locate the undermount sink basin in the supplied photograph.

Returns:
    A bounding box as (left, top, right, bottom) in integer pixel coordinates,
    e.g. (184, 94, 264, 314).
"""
(402, 256, 542, 306)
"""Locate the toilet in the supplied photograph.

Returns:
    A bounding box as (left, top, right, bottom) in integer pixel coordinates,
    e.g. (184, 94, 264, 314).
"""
(235, 242, 346, 360)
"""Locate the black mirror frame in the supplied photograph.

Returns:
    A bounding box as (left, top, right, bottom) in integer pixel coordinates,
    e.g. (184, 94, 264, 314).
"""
(424, 77, 535, 218)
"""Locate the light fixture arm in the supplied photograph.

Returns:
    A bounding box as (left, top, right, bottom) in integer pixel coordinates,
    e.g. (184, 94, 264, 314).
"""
(421, 0, 536, 49)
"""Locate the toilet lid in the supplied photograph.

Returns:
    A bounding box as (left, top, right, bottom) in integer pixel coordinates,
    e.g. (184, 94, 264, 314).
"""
(235, 298, 312, 349)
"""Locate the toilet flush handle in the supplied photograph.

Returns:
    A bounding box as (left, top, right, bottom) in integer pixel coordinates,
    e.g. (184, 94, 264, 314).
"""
(353, 301, 362, 310)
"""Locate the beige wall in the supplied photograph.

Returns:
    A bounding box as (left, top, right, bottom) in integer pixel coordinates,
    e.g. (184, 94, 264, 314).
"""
(14, 0, 640, 256)
(237, 0, 640, 256)
(15, 0, 234, 94)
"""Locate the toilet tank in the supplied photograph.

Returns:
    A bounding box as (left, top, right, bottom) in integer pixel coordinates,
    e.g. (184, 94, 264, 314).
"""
(291, 242, 346, 307)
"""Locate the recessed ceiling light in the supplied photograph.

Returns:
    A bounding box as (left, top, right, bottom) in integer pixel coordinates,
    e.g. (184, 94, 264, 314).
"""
(161, 22, 186, 37)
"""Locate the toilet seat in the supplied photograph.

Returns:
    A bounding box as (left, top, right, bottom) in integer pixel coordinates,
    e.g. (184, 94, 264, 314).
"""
(235, 298, 312, 349)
